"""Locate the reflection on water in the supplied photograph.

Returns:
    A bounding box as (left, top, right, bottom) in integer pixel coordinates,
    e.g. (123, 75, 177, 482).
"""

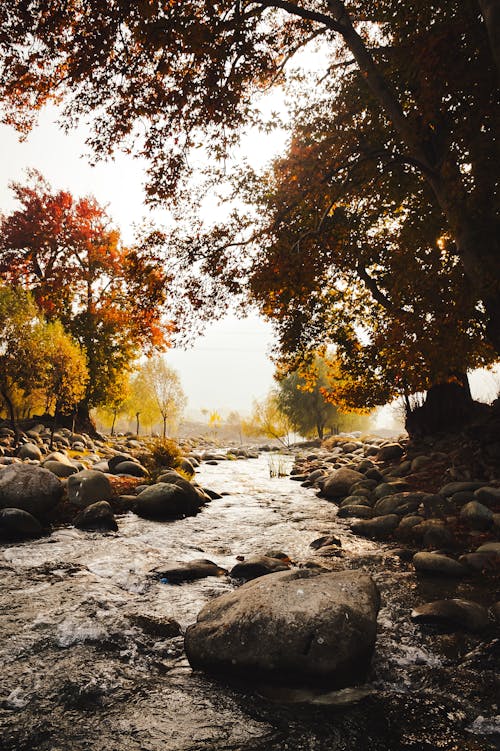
(0, 454, 498, 750)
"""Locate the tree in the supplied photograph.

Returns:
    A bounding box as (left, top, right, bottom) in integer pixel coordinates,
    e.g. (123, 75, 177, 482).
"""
(242, 392, 294, 447)
(0, 2, 498, 354)
(136, 357, 187, 437)
(0, 286, 87, 440)
(241, 98, 496, 431)
(0, 172, 172, 428)
(0, 286, 47, 439)
(39, 320, 89, 445)
(276, 355, 342, 440)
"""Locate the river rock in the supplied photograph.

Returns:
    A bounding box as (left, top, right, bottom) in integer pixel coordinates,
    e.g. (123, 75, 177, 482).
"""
(476, 542, 500, 554)
(177, 457, 195, 476)
(351, 514, 400, 540)
(373, 492, 424, 517)
(309, 535, 342, 550)
(43, 460, 78, 478)
(0, 507, 44, 541)
(460, 501, 493, 530)
(156, 471, 209, 504)
(135, 482, 201, 519)
(230, 555, 290, 580)
(185, 569, 380, 687)
(16, 443, 43, 461)
(376, 443, 404, 462)
(459, 552, 500, 572)
(67, 470, 113, 508)
(412, 552, 467, 577)
(153, 559, 227, 583)
(108, 453, 137, 472)
(337, 505, 374, 519)
(322, 468, 365, 499)
(74, 500, 118, 532)
(411, 599, 489, 632)
(373, 481, 410, 500)
(339, 495, 371, 508)
(474, 486, 500, 506)
(0, 464, 63, 517)
(439, 481, 483, 497)
(112, 460, 148, 478)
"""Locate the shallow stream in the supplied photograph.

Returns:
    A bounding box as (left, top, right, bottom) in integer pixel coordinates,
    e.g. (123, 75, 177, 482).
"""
(0, 454, 498, 750)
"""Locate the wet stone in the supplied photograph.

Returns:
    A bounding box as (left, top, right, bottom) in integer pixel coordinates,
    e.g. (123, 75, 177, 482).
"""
(411, 599, 490, 633)
(412, 552, 467, 577)
(153, 559, 228, 583)
(230, 555, 291, 581)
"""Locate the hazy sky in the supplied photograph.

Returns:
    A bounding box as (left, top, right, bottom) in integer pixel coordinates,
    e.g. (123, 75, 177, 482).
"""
(0, 106, 281, 417)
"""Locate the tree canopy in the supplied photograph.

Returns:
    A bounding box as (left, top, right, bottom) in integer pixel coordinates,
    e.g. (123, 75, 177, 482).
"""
(0, 172, 173, 417)
(0, 1, 498, 356)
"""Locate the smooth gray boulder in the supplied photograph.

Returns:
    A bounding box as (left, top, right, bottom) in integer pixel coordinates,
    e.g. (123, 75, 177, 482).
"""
(43, 460, 78, 478)
(413, 552, 466, 577)
(135, 482, 201, 519)
(351, 514, 400, 539)
(112, 460, 148, 478)
(376, 443, 404, 462)
(16, 443, 42, 461)
(0, 464, 63, 517)
(373, 492, 424, 516)
(185, 569, 380, 687)
(0, 507, 44, 541)
(411, 599, 489, 632)
(322, 468, 365, 499)
(74, 500, 118, 532)
(460, 501, 493, 530)
(67, 470, 113, 508)
(474, 486, 500, 506)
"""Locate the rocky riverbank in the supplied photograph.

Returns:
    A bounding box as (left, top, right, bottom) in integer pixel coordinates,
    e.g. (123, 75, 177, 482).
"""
(0, 422, 499, 748)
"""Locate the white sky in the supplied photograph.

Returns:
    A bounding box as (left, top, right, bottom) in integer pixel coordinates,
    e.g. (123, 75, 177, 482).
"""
(1, 105, 498, 421)
(0, 106, 281, 417)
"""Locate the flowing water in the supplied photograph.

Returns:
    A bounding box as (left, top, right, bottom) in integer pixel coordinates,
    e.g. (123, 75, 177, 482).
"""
(0, 454, 498, 750)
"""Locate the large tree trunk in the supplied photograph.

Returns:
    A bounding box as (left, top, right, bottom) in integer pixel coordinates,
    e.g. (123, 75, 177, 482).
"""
(63, 399, 99, 437)
(405, 373, 475, 437)
(478, 0, 500, 82)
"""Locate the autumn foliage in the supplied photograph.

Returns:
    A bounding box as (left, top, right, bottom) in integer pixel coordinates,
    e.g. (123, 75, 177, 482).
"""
(0, 172, 173, 419)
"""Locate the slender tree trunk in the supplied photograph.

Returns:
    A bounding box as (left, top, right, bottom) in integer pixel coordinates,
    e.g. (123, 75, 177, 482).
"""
(316, 423, 324, 440)
(135, 412, 140, 436)
(1, 387, 19, 444)
(111, 409, 117, 436)
(478, 0, 500, 82)
(162, 415, 167, 439)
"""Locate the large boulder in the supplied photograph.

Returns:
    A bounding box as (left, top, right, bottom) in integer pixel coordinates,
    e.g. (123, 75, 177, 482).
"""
(0, 464, 63, 517)
(74, 500, 118, 532)
(67, 470, 113, 508)
(376, 443, 404, 462)
(185, 569, 380, 688)
(135, 482, 201, 520)
(0, 507, 44, 541)
(322, 468, 365, 500)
